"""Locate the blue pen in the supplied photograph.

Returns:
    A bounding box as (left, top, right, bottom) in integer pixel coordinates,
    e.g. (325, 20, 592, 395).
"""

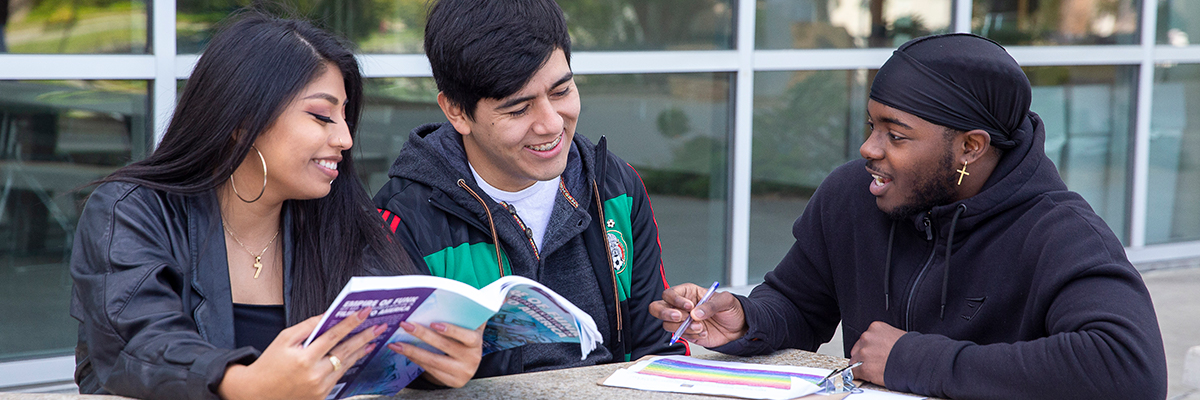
(669, 281, 720, 345)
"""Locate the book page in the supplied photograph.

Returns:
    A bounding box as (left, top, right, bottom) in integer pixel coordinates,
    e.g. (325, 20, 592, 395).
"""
(481, 276, 602, 358)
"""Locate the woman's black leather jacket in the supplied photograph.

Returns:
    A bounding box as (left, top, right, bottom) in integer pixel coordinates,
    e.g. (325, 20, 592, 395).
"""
(69, 181, 296, 400)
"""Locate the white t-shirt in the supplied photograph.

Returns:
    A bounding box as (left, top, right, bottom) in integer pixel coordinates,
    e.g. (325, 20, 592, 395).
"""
(470, 163, 559, 254)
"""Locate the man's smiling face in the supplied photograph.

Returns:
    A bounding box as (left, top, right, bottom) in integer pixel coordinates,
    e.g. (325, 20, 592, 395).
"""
(860, 99, 959, 220)
(451, 48, 580, 192)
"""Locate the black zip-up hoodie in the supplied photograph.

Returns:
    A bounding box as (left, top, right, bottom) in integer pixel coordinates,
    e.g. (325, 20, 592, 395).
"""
(712, 112, 1167, 399)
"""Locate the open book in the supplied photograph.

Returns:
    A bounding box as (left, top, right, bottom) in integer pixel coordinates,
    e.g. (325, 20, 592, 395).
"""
(303, 274, 602, 399)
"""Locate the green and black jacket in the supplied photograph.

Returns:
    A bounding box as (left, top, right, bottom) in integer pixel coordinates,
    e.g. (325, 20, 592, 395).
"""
(373, 123, 686, 378)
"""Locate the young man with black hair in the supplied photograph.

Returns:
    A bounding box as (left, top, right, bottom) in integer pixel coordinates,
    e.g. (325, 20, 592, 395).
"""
(373, 0, 685, 378)
(651, 33, 1168, 399)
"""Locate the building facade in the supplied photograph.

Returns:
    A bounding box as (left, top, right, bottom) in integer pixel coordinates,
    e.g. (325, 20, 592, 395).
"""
(1, 0, 1198, 390)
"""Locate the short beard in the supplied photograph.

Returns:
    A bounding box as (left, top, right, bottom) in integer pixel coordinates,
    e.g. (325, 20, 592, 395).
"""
(885, 147, 959, 220)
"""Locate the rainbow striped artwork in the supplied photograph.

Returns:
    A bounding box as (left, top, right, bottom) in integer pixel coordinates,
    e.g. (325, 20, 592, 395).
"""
(636, 357, 826, 390)
(602, 356, 831, 399)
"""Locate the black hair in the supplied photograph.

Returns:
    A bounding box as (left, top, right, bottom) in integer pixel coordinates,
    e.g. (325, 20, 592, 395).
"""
(424, 0, 571, 118)
(96, 11, 419, 324)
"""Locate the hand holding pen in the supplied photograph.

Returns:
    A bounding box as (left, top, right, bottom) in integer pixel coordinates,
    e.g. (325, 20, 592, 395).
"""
(650, 281, 749, 348)
(670, 281, 720, 345)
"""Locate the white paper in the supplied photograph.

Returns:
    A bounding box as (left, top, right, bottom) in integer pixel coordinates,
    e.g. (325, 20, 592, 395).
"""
(601, 356, 826, 400)
(849, 388, 927, 399)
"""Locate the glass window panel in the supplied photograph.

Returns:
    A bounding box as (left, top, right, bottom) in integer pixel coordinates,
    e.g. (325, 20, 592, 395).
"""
(0, 80, 149, 361)
(177, 0, 429, 54)
(0, 0, 147, 54)
(177, 0, 734, 54)
(560, 0, 734, 51)
(973, 0, 1140, 45)
(1148, 64, 1200, 244)
(756, 0, 952, 49)
(354, 78, 444, 193)
(574, 73, 730, 286)
(749, 70, 869, 282)
(1026, 65, 1134, 243)
(1159, 0, 1200, 46)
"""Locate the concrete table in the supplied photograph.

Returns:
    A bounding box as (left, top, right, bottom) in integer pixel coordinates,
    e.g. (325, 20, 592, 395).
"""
(385, 348, 894, 399)
(0, 349, 924, 399)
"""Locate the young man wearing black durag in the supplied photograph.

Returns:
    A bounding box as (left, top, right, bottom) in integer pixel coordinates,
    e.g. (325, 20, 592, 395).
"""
(652, 33, 1168, 400)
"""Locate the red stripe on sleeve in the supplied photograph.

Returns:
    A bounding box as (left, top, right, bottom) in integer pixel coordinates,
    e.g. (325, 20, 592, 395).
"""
(628, 163, 670, 290)
(389, 215, 401, 233)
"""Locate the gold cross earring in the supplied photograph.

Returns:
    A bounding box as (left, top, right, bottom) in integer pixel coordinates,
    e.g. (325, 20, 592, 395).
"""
(956, 161, 970, 185)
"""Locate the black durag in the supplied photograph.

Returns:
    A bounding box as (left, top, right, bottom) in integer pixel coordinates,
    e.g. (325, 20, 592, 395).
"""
(869, 33, 1033, 150)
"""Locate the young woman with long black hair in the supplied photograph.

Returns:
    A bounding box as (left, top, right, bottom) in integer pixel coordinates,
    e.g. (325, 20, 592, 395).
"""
(69, 12, 481, 400)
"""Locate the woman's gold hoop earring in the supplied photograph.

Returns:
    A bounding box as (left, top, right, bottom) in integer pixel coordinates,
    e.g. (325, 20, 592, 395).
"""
(231, 146, 267, 203)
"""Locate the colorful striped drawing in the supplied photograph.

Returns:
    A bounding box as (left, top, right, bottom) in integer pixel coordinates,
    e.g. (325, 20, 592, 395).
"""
(636, 357, 826, 390)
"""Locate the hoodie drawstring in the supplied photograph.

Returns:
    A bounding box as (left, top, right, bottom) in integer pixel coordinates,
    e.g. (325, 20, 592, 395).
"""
(940, 204, 967, 320)
(884, 221, 896, 311)
(457, 179, 506, 278)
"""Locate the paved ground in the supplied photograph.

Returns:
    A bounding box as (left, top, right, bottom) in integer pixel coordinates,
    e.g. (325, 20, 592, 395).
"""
(1142, 264, 1200, 400)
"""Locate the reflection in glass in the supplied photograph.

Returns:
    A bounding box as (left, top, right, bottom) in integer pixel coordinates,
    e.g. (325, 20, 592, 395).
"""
(749, 70, 869, 282)
(560, 0, 734, 50)
(973, 0, 1140, 45)
(0, 80, 148, 361)
(1025, 65, 1134, 243)
(355, 78, 443, 193)
(1159, 0, 1200, 46)
(573, 73, 731, 287)
(178, 1, 429, 54)
(1148, 64, 1200, 244)
(0, 0, 147, 53)
(756, 0, 951, 49)
(178, 0, 734, 54)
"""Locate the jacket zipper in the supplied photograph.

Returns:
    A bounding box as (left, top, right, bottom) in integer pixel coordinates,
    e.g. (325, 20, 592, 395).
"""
(905, 214, 937, 331)
(593, 180, 623, 338)
(457, 179, 506, 278)
(500, 202, 540, 260)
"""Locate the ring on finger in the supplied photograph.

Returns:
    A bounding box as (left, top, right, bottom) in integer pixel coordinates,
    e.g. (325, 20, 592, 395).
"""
(328, 355, 342, 372)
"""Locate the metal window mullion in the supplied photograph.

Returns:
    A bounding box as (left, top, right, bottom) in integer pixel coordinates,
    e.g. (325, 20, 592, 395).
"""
(0, 55, 155, 79)
(1154, 45, 1200, 64)
(0, 356, 75, 389)
(954, 0, 972, 33)
(729, 0, 756, 287)
(1129, 0, 1158, 248)
(151, 0, 177, 149)
(754, 49, 893, 71)
(1127, 240, 1200, 265)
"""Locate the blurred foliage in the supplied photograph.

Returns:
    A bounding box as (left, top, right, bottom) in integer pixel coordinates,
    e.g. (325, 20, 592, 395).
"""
(656, 108, 691, 139)
(4, 0, 146, 53)
(752, 71, 862, 196)
(973, 0, 1140, 45)
(177, 0, 427, 53)
(176, 0, 734, 54)
(559, 0, 734, 50)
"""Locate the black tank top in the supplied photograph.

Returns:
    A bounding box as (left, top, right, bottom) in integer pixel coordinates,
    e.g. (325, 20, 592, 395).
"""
(232, 303, 286, 353)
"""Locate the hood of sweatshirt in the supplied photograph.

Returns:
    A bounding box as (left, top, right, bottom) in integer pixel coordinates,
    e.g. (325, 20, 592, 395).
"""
(885, 110, 1068, 317)
(386, 122, 597, 218)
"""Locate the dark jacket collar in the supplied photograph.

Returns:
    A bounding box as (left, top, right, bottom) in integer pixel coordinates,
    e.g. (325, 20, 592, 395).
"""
(386, 122, 598, 225)
(190, 191, 295, 348)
